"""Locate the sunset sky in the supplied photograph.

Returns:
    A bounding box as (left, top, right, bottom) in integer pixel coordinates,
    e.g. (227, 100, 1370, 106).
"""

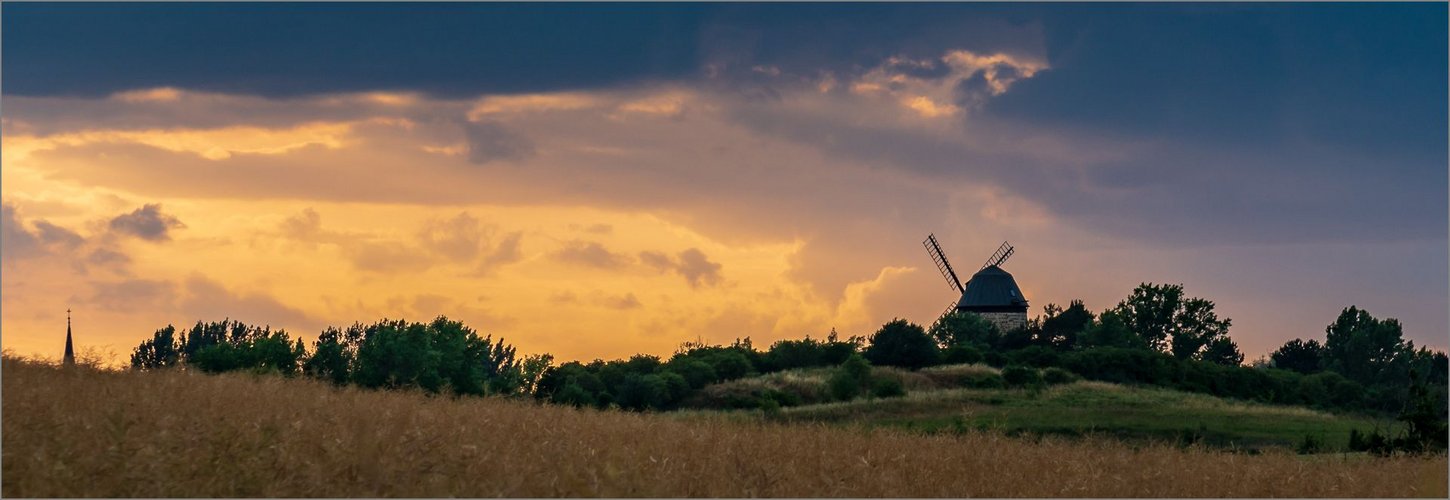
(3, 3, 1445, 366)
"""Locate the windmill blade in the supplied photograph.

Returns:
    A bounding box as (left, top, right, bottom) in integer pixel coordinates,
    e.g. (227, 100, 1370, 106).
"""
(982, 241, 1014, 269)
(935, 300, 959, 325)
(922, 233, 964, 293)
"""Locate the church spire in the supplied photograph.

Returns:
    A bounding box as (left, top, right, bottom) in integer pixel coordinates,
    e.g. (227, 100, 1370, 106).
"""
(63, 308, 75, 367)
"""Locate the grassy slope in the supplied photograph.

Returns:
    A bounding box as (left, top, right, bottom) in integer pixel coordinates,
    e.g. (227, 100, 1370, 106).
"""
(697, 364, 1397, 452)
(4, 356, 1444, 497)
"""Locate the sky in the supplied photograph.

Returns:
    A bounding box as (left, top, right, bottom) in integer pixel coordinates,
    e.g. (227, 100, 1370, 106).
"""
(2, 3, 1446, 366)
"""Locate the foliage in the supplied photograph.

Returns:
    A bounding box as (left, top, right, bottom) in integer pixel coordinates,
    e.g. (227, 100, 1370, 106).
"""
(871, 376, 906, 398)
(942, 343, 983, 365)
(1110, 283, 1236, 363)
(1042, 367, 1078, 385)
(864, 319, 940, 369)
(129, 325, 181, 370)
(1270, 338, 1324, 374)
(1037, 300, 1095, 350)
(1322, 306, 1410, 387)
(131, 319, 305, 376)
(929, 311, 999, 350)
(1078, 310, 1144, 350)
(1000, 365, 1042, 388)
(829, 354, 875, 401)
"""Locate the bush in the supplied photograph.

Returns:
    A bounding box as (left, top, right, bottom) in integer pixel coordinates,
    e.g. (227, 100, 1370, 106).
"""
(942, 344, 983, 365)
(827, 370, 861, 401)
(864, 319, 940, 369)
(1006, 346, 1060, 368)
(1042, 367, 1078, 385)
(964, 371, 1006, 389)
(871, 377, 906, 398)
(829, 354, 874, 401)
(1001, 365, 1042, 388)
(667, 359, 718, 389)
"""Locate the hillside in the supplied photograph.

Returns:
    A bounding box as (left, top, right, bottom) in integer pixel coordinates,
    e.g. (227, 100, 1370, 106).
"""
(683, 364, 1398, 452)
(3, 356, 1445, 497)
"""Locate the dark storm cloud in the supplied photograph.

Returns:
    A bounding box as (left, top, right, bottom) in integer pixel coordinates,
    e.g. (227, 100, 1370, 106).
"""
(1, 3, 707, 98)
(464, 121, 535, 164)
(108, 204, 185, 241)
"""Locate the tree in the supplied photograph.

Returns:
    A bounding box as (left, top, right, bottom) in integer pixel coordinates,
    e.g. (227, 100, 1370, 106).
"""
(1110, 283, 1234, 362)
(305, 326, 355, 384)
(1039, 300, 1095, 350)
(1200, 336, 1244, 366)
(1170, 298, 1233, 361)
(1079, 310, 1144, 349)
(1270, 338, 1324, 375)
(928, 311, 999, 350)
(130, 325, 181, 370)
(1321, 306, 1409, 387)
(864, 319, 940, 369)
(1112, 283, 1184, 350)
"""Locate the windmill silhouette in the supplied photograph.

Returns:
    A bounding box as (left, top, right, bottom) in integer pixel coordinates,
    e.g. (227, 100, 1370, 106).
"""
(923, 234, 1029, 332)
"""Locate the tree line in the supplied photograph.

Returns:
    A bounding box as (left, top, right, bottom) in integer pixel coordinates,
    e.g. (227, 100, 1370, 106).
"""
(129, 282, 1446, 451)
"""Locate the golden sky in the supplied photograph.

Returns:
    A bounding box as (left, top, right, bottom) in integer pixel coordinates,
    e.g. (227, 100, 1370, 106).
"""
(3, 44, 1444, 366)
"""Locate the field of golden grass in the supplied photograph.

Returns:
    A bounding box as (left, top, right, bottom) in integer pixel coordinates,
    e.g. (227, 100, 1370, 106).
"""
(3, 355, 1445, 497)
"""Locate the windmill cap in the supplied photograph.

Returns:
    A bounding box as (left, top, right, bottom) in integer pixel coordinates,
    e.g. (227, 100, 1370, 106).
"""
(957, 265, 1029, 310)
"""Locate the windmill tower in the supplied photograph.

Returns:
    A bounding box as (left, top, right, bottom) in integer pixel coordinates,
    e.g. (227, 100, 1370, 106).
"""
(923, 235, 1029, 332)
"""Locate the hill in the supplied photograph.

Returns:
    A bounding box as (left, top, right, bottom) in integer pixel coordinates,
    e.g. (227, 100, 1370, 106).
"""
(680, 364, 1398, 453)
(3, 356, 1445, 497)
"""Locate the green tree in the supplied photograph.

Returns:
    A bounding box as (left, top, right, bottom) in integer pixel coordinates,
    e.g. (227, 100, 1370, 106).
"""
(130, 325, 181, 370)
(828, 354, 873, 401)
(1200, 336, 1244, 366)
(1321, 306, 1409, 387)
(928, 311, 1000, 350)
(1111, 283, 1235, 362)
(1112, 283, 1184, 350)
(865, 319, 940, 369)
(1078, 310, 1144, 349)
(1270, 338, 1324, 375)
(1038, 300, 1095, 350)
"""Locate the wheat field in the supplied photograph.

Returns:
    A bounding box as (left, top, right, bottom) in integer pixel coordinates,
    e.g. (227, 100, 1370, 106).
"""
(3, 356, 1445, 497)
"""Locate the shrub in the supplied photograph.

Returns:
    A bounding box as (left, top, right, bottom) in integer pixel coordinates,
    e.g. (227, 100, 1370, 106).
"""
(964, 371, 1006, 389)
(1007, 345, 1060, 368)
(667, 359, 718, 389)
(864, 319, 940, 369)
(1042, 367, 1078, 385)
(1001, 365, 1042, 388)
(942, 344, 983, 365)
(871, 377, 906, 398)
(828, 355, 874, 401)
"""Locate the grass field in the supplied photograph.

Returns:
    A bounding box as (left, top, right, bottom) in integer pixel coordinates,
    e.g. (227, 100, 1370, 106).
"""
(3, 355, 1445, 497)
(689, 364, 1398, 452)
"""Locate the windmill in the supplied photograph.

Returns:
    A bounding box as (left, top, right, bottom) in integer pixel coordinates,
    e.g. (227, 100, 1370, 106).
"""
(922, 234, 1029, 332)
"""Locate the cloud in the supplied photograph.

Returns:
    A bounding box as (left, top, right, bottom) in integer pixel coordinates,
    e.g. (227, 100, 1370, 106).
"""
(640, 248, 723, 288)
(33, 220, 83, 248)
(552, 240, 632, 269)
(108, 204, 185, 241)
(600, 292, 643, 310)
(86, 278, 176, 312)
(419, 212, 487, 263)
(463, 120, 535, 164)
(478, 231, 524, 273)
(1, 204, 43, 261)
(179, 275, 323, 333)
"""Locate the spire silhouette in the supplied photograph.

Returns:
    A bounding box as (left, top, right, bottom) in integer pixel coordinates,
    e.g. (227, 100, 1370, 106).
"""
(63, 308, 75, 367)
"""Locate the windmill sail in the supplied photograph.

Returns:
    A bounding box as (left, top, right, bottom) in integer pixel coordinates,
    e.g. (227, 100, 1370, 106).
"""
(923, 234, 964, 293)
(982, 241, 1014, 270)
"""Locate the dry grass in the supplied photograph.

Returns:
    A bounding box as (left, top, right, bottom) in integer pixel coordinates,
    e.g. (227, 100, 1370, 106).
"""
(4, 356, 1445, 497)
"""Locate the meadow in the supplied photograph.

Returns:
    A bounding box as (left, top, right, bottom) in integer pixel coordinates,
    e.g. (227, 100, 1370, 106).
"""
(4, 355, 1445, 497)
(685, 364, 1399, 452)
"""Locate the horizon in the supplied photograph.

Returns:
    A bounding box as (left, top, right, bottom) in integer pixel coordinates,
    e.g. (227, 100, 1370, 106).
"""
(3, 2, 1446, 366)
